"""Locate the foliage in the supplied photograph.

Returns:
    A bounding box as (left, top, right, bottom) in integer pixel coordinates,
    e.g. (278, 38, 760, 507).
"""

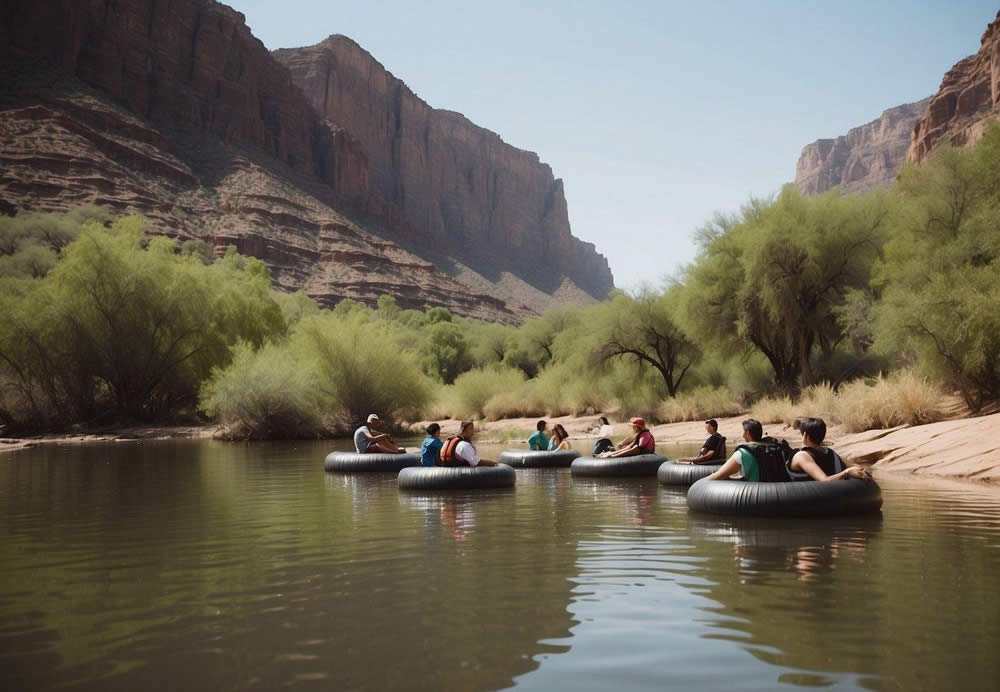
(873, 126, 1000, 411)
(658, 386, 743, 423)
(421, 321, 472, 384)
(0, 205, 109, 278)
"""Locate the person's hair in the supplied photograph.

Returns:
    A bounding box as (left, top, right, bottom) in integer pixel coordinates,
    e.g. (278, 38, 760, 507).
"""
(705, 419, 718, 431)
(553, 424, 568, 442)
(599, 416, 609, 425)
(798, 417, 827, 445)
(742, 418, 763, 442)
(426, 422, 441, 436)
(460, 420, 474, 435)
(536, 419, 547, 431)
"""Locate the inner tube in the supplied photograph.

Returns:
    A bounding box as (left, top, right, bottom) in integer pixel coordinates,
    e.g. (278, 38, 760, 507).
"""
(658, 460, 723, 487)
(498, 449, 580, 468)
(570, 454, 667, 477)
(324, 451, 420, 473)
(686, 477, 882, 517)
(398, 464, 516, 490)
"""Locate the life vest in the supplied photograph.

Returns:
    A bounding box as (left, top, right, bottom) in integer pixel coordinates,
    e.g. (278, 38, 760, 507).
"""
(734, 437, 793, 482)
(438, 435, 469, 467)
(636, 429, 655, 453)
(787, 446, 845, 481)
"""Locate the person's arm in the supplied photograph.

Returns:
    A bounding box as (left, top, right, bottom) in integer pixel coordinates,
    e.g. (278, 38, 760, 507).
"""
(605, 443, 639, 458)
(706, 453, 742, 480)
(789, 451, 870, 482)
(679, 448, 716, 463)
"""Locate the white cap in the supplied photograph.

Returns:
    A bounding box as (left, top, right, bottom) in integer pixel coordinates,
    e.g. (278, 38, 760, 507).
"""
(367, 413, 380, 423)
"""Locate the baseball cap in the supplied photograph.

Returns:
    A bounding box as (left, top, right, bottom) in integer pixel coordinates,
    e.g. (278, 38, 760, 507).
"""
(367, 413, 380, 423)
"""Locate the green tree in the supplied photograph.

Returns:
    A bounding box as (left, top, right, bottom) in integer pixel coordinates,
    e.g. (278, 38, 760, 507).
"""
(421, 321, 472, 384)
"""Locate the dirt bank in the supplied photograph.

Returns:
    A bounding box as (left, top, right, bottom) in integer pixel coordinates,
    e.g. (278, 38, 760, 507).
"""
(0, 424, 215, 454)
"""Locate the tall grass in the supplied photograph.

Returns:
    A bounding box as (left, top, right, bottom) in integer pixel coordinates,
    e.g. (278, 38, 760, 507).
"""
(658, 386, 743, 423)
(451, 366, 527, 418)
(750, 372, 943, 433)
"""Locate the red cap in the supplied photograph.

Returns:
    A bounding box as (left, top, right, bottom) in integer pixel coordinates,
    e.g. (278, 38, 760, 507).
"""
(630, 417, 645, 427)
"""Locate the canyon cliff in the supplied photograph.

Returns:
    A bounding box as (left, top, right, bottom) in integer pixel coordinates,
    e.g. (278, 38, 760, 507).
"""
(273, 36, 612, 301)
(794, 98, 930, 196)
(0, 0, 611, 323)
(906, 11, 1000, 164)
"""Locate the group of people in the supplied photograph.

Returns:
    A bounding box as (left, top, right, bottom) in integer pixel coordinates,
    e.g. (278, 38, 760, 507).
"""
(354, 412, 869, 482)
(680, 417, 871, 483)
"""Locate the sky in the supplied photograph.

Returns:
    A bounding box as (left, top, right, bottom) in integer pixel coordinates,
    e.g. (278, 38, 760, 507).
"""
(229, 0, 998, 290)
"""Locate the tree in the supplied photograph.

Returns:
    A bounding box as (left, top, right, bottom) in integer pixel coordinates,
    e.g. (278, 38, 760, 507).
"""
(598, 290, 698, 397)
(873, 126, 1000, 410)
(421, 322, 471, 384)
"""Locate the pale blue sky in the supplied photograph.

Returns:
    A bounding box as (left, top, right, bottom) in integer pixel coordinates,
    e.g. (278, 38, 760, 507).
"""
(230, 0, 997, 290)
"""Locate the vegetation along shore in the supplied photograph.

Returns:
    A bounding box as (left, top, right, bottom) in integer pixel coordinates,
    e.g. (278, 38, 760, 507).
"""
(2, 127, 999, 485)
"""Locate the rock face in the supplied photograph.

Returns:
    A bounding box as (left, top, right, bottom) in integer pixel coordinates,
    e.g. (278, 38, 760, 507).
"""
(0, 0, 610, 322)
(273, 36, 613, 299)
(907, 11, 1000, 164)
(794, 98, 930, 196)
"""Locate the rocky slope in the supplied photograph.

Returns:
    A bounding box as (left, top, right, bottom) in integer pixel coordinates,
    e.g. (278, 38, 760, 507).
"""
(906, 11, 1000, 164)
(794, 98, 930, 196)
(273, 35, 613, 300)
(0, 0, 608, 322)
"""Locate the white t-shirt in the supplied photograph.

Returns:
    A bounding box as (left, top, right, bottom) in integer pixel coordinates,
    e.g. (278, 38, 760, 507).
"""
(455, 440, 481, 467)
(598, 424, 614, 438)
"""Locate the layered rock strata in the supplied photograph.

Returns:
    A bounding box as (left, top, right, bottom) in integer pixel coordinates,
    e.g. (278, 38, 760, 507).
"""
(907, 11, 1000, 164)
(273, 35, 613, 299)
(794, 98, 930, 196)
(0, 0, 610, 321)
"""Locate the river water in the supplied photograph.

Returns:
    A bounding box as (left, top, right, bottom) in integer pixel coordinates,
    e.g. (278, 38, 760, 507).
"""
(2, 439, 999, 691)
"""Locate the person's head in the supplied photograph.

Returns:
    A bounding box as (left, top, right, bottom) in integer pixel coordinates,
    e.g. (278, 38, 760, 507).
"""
(741, 418, 763, 442)
(553, 424, 568, 441)
(460, 420, 475, 439)
(704, 419, 718, 434)
(798, 417, 827, 446)
(630, 417, 646, 432)
(367, 413, 380, 429)
(599, 416, 609, 426)
(426, 422, 441, 438)
(536, 419, 547, 432)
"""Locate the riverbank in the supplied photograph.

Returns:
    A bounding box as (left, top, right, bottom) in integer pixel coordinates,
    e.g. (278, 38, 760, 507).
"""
(5, 413, 999, 486)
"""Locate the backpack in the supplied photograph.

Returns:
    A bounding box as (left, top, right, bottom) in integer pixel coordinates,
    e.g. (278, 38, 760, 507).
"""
(735, 436, 794, 482)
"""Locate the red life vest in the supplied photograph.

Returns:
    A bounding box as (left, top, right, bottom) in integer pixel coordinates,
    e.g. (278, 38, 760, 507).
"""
(438, 435, 469, 466)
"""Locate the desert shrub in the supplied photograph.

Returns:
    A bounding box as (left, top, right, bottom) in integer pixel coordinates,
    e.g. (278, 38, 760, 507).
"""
(200, 342, 321, 440)
(482, 388, 547, 420)
(832, 372, 943, 433)
(294, 315, 433, 428)
(421, 321, 473, 384)
(750, 395, 798, 425)
(451, 366, 526, 418)
(658, 386, 743, 423)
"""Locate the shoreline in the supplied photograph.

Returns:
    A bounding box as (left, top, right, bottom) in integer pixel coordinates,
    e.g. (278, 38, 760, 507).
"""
(5, 413, 1000, 487)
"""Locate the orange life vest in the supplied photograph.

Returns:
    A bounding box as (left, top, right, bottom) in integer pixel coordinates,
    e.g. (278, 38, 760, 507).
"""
(438, 435, 469, 466)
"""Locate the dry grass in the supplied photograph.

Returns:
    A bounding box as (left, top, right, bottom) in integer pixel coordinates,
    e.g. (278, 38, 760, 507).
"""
(658, 386, 744, 423)
(750, 372, 944, 433)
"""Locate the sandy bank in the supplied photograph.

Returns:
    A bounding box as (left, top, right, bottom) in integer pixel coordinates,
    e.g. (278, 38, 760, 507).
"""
(0, 424, 214, 454)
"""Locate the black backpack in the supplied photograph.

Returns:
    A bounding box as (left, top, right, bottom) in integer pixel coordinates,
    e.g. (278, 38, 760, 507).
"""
(735, 436, 794, 482)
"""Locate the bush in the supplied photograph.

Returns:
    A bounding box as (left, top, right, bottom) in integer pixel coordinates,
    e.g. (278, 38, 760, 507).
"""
(658, 386, 743, 423)
(833, 372, 943, 433)
(450, 366, 526, 418)
(200, 342, 321, 440)
(750, 395, 798, 425)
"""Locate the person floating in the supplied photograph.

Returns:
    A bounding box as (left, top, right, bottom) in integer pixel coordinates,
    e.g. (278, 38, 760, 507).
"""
(597, 417, 655, 458)
(677, 419, 727, 464)
(420, 422, 444, 467)
(706, 418, 792, 482)
(438, 421, 500, 467)
(354, 413, 405, 454)
(549, 423, 571, 451)
(597, 416, 614, 438)
(787, 417, 871, 481)
(528, 420, 549, 450)
(592, 416, 615, 455)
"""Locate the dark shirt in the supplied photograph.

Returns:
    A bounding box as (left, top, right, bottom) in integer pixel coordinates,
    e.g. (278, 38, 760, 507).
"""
(702, 433, 724, 460)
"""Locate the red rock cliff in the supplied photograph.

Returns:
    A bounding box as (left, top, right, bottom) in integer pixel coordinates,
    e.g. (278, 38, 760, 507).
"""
(273, 36, 613, 300)
(795, 98, 930, 196)
(906, 11, 1000, 163)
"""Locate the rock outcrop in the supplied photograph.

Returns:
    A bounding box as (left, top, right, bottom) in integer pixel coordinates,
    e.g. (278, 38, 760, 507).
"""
(794, 98, 930, 196)
(906, 11, 1000, 164)
(0, 0, 610, 322)
(273, 36, 613, 300)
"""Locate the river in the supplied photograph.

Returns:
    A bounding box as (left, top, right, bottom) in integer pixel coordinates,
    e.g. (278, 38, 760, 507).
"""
(2, 439, 999, 690)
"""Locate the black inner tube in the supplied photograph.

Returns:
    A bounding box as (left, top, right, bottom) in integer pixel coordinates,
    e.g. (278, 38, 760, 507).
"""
(324, 451, 420, 473)
(686, 477, 882, 517)
(570, 454, 667, 477)
(498, 449, 580, 468)
(657, 460, 723, 487)
(398, 464, 516, 490)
